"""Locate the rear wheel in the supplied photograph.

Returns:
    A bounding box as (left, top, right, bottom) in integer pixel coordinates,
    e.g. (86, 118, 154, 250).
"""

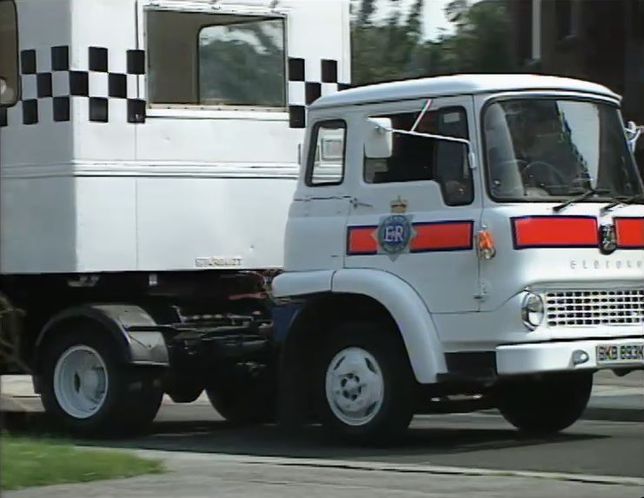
(496, 372, 593, 435)
(164, 374, 204, 404)
(205, 363, 275, 425)
(316, 321, 415, 444)
(40, 325, 163, 436)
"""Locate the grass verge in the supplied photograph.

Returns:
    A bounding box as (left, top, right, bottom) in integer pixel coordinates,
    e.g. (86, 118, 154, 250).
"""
(1, 436, 164, 491)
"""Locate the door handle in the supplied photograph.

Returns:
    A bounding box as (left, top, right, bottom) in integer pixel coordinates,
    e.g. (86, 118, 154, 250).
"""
(350, 197, 373, 209)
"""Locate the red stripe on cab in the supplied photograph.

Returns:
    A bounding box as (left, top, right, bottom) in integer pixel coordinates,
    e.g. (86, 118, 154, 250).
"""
(411, 222, 473, 252)
(512, 216, 599, 248)
(347, 227, 378, 255)
(615, 218, 644, 249)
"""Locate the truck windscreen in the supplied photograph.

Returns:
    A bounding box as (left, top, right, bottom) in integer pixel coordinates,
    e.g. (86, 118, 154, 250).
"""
(483, 98, 644, 202)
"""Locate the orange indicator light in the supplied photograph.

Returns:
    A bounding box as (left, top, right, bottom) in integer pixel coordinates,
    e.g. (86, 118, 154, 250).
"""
(478, 229, 496, 260)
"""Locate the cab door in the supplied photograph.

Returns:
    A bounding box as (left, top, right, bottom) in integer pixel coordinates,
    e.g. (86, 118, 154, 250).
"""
(344, 96, 482, 313)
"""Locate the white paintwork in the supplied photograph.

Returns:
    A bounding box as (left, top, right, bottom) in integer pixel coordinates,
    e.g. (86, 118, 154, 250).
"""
(432, 283, 644, 352)
(0, 0, 351, 274)
(496, 338, 644, 375)
(279, 74, 644, 385)
(476, 204, 644, 312)
(332, 269, 447, 383)
(274, 267, 449, 383)
(342, 95, 481, 313)
(53, 345, 108, 419)
(325, 346, 384, 426)
(271, 270, 334, 297)
(312, 74, 620, 110)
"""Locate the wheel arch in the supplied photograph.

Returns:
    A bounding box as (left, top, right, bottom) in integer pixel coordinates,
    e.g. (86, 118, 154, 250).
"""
(277, 291, 405, 425)
(331, 269, 447, 383)
(283, 293, 403, 362)
(34, 304, 169, 375)
(276, 269, 448, 424)
(278, 269, 446, 387)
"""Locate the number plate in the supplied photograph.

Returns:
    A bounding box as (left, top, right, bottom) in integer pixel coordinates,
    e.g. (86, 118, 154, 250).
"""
(596, 343, 644, 365)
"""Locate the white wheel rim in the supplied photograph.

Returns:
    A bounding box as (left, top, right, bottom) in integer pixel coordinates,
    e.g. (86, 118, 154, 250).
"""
(325, 347, 384, 426)
(53, 345, 109, 419)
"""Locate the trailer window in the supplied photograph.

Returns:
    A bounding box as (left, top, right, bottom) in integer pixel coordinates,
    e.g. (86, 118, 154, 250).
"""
(307, 120, 347, 186)
(0, 0, 19, 106)
(147, 10, 286, 108)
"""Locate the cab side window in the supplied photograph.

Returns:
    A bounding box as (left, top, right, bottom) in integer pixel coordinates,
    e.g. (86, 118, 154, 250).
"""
(364, 107, 473, 206)
(306, 120, 347, 186)
(0, 0, 19, 106)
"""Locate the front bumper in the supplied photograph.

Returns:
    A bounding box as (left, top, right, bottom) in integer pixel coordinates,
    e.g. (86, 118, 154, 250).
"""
(496, 337, 644, 375)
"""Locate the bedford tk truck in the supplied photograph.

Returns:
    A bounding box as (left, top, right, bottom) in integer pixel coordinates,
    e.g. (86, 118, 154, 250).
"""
(273, 74, 644, 443)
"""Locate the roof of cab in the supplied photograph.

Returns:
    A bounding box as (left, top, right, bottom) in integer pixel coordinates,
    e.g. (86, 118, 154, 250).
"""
(312, 74, 620, 109)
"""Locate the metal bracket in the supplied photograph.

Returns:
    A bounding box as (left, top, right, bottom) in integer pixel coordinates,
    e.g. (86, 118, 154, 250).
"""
(350, 197, 373, 209)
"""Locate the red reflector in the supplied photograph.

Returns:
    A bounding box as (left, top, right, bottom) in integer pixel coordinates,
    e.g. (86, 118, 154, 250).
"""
(615, 218, 644, 248)
(347, 227, 378, 255)
(513, 217, 599, 248)
(411, 222, 473, 252)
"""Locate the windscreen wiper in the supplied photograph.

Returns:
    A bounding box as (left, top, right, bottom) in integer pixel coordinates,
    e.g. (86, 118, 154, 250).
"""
(600, 194, 644, 214)
(553, 188, 610, 213)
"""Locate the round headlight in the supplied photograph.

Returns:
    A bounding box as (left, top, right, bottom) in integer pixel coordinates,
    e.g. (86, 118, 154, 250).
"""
(521, 292, 545, 330)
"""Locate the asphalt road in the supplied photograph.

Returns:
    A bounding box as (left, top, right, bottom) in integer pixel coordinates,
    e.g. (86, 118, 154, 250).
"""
(69, 402, 644, 479)
(4, 399, 644, 498)
(7, 451, 643, 498)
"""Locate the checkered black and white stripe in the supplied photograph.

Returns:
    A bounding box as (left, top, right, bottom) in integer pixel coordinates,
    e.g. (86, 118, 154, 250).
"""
(287, 57, 350, 129)
(0, 46, 146, 127)
(1, 51, 348, 129)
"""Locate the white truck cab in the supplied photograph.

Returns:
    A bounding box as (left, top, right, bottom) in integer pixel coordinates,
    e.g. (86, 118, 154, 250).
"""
(274, 74, 644, 443)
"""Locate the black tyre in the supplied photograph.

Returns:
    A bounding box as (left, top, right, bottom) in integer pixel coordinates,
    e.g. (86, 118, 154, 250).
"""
(496, 372, 593, 435)
(205, 364, 275, 425)
(316, 321, 415, 445)
(164, 374, 204, 404)
(40, 326, 163, 436)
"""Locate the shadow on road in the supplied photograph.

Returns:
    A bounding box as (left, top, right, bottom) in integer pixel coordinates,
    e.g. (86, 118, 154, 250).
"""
(1, 410, 605, 462)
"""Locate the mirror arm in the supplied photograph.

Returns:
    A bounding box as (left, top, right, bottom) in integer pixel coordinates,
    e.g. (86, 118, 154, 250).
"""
(375, 125, 472, 148)
(410, 99, 432, 132)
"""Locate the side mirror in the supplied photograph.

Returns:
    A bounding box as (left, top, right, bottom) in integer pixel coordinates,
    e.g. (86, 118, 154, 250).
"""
(365, 118, 393, 159)
(626, 121, 643, 153)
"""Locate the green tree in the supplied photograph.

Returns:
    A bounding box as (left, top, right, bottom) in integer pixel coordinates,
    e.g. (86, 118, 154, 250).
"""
(351, 0, 517, 85)
(351, 0, 425, 85)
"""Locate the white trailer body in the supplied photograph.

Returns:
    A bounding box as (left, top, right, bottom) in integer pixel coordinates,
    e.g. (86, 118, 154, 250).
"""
(0, 0, 351, 435)
(1, 0, 350, 274)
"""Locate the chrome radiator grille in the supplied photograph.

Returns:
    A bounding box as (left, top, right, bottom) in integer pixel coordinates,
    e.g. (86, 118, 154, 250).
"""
(545, 289, 644, 327)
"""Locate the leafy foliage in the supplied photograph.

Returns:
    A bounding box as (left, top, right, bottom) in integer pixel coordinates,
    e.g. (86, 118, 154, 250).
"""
(351, 0, 517, 86)
(199, 19, 286, 107)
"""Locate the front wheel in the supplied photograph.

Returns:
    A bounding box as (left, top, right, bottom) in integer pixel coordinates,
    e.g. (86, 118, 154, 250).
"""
(496, 372, 593, 435)
(40, 326, 163, 436)
(316, 321, 415, 444)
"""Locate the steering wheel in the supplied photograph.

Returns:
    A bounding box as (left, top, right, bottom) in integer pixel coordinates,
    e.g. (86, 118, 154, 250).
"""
(521, 160, 567, 188)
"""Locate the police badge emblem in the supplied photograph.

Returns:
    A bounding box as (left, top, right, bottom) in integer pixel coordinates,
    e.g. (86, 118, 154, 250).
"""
(599, 224, 617, 255)
(374, 197, 416, 259)
(378, 214, 413, 257)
